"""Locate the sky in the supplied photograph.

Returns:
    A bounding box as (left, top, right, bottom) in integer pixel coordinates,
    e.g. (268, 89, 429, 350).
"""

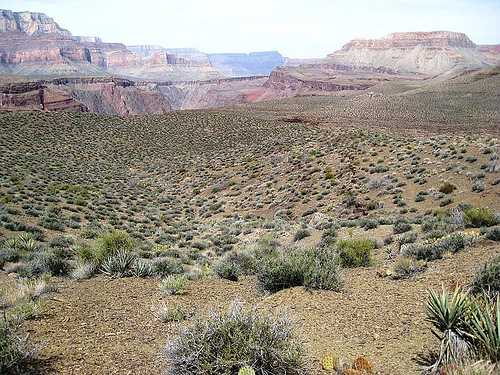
(0, 0, 499, 58)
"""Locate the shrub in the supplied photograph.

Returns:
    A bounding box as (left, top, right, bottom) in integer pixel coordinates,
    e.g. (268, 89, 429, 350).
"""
(164, 301, 305, 374)
(70, 262, 98, 280)
(403, 232, 478, 261)
(464, 207, 499, 228)
(158, 275, 188, 295)
(486, 227, 500, 241)
(320, 228, 338, 247)
(152, 257, 184, 277)
(471, 256, 500, 296)
(25, 251, 72, 278)
(0, 318, 35, 373)
(256, 247, 341, 293)
(95, 231, 134, 263)
(392, 257, 423, 279)
(439, 182, 457, 194)
(393, 218, 412, 234)
(212, 251, 249, 282)
(336, 238, 374, 268)
(293, 229, 311, 242)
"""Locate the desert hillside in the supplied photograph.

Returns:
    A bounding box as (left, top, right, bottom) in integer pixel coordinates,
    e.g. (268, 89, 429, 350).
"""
(0, 65, 499, 373)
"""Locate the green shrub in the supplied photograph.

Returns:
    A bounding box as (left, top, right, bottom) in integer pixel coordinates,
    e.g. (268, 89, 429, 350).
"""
(337, 238, 374, 268)
(293, 228, 311, 242)
(213, 250, 256, 282)
(464, 207, 499, 228)
(159, 274, 188, 295)
(164, 301, 305, 374)
(392, 257, 422, 279)
(471, 256, 500, 296)
(257, 247, 341, 293)
(393, 217, 412, 234)
(95, 231, 134, 263)
(152, 257, 184, 277)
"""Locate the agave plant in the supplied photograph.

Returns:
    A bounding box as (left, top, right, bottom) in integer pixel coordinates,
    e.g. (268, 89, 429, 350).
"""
(101, 249, 136, 278)
(426, 286, 474, 371)
(469, 294, 499, 366)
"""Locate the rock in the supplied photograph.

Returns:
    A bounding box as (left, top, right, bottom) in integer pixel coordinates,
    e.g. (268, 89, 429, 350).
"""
(0, 77, 171, 115)
(327, 31, 499, 75)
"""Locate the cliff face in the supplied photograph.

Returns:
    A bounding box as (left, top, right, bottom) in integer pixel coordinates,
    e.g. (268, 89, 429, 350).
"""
(327, 31, 499, 74)
(207, 51, 286, 77)
(0, 77, 171, 115)
(0, 9, 220, 81)
(0, 80, 87, 112)
(154, 76, 266, 110)
(0, 9, 71, 36)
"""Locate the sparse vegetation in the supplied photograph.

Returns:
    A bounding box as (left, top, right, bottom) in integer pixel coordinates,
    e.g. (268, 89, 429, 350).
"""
(164, 301, 306, 374)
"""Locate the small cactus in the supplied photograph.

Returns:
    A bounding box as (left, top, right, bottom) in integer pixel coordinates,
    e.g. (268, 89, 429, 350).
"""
(238, 366, 255, 375)
(353, 356, 373, 373)
(342, 369, 362, 375)
(321, 355, 334, 371)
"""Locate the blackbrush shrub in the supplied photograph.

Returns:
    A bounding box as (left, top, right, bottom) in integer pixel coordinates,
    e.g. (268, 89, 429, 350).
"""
(336, 238, 374, 268)
(152, 257, 184, 277)
(26, 251, 72, 278)
(164, 301, 306, 374)
(256, 247, 341, 293)
(464, 207, 499, 228)
(393, 217, 412, 234)
(470, 256, 500, 296)
(213, 250, 256, 281)
(485, 227, 500, 241)
(293, 228, 311, 242)
(439, 182, 457, 194)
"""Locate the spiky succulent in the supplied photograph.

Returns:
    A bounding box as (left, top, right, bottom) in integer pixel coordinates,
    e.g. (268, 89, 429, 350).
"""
(238, 365, 255, 375)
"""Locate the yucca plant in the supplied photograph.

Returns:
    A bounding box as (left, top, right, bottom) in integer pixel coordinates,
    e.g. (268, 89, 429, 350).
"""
(469, 294, 499, 366)
(426, 286, 474, 372)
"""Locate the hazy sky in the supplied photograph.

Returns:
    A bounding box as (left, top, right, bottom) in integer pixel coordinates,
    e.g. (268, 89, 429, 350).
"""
(0, 0, 499, 58)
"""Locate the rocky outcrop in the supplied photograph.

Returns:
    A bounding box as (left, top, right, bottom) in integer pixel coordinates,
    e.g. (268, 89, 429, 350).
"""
(207, 51, 286, 77)
(327, 31, 500, 75)
(154, 76, 267, 110)
(59, 77, 171, 115)
(0, 80, 87, 112)
(251, 64, 422, 101)
(0, 9, 71, 36)
(0, 77, 171, 115)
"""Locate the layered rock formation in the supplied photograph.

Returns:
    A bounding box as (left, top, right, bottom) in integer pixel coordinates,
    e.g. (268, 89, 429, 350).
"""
(154, 76, 267, 110)
(0, 9, 220, 81)
(0, 9, 71, 36)
(206, 51, 286, 77)
(327, 31, 499, 75)
(0, 77, 171, 115)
